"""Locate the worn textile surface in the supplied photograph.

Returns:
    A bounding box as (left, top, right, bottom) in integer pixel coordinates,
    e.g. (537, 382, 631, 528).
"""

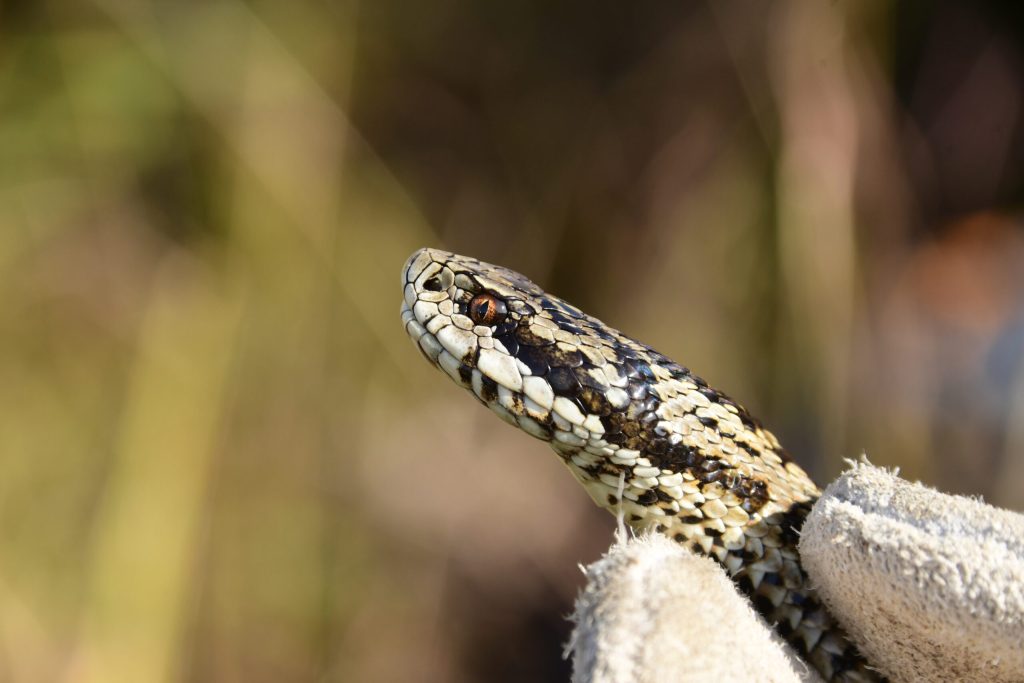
(569, 533, 819, 683)
(571, 465, 1024, 682)
(801, 464, 1024, 683)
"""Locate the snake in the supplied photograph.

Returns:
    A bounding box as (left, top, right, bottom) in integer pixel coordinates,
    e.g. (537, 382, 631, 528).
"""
(400, 247, 882, 682)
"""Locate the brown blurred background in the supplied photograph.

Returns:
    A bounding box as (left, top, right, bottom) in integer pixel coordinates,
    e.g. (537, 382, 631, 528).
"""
(1, 1, 1023, 681)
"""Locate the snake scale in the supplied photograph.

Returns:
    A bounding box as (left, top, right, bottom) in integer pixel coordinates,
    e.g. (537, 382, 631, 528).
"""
(400, 248, 881, 682)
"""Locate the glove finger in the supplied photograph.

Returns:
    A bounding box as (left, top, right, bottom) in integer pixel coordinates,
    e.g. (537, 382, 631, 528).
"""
(570, 533, 819, 683)
(800, 463, 1024, 683)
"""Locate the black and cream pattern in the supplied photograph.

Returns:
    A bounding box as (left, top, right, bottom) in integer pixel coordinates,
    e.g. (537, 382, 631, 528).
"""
(401, 248, 881, 682)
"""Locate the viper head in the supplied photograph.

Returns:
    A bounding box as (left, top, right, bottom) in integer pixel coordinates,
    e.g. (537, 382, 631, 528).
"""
(400, 248, 673, 463)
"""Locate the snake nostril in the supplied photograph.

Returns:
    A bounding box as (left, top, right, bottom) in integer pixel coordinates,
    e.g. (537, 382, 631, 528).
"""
(423, 276, 443, 292)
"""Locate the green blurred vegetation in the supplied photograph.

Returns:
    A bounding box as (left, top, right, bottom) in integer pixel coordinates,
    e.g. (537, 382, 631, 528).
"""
(1, 1, 1023, 681)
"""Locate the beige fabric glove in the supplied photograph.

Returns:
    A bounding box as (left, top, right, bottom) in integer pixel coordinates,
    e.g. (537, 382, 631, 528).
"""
(568, 464, 1024, 683)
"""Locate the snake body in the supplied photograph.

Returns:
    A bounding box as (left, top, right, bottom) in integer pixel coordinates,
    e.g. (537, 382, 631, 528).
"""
(400, 248, 880, 682)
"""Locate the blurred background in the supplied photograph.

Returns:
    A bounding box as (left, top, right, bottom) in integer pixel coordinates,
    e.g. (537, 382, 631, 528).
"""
(1, 0, 1023, 681)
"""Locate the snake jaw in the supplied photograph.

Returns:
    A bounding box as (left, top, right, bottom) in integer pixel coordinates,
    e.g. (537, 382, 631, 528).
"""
(401, 248, 882, 682)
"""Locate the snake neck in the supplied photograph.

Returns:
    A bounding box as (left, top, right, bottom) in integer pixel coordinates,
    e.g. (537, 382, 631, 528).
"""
(545, 364, 883, 683)
(560, 445, 882, 683)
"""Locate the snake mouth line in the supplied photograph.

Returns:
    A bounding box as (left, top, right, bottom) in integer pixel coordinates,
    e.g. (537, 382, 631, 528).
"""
(399, 299, 414, 331)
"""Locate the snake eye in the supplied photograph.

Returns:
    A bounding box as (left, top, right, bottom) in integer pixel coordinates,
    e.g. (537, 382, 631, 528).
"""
(468, 293, 508, 326)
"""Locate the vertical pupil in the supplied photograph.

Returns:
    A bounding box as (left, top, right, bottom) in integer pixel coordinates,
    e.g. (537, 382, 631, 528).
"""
(470, 294, 505, 324)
